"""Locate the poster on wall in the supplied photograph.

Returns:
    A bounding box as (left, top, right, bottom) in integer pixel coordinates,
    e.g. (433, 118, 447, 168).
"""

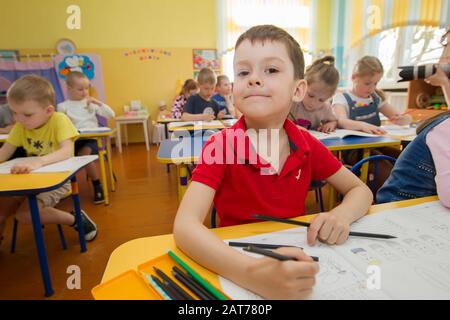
(54, 54, 106, 101)
(193, 49, 220, 79)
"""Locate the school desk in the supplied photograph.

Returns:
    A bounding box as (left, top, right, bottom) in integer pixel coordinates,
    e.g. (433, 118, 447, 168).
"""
(98, 195, 439, 296)
(167, 121, 226, 132)
(157, 117, 181, 139)
(115, 115, 150, 153)
(0, 155, 98, 297)
(76, 129, 116, 205)
(157, 135, 401, 203)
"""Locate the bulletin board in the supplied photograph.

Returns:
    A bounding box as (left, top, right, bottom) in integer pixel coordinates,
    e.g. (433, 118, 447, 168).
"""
(192, 49, 220, 79)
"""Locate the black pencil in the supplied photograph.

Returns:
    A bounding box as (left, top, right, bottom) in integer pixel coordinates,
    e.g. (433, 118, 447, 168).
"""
(252, 214, 397, 239)
(243, 245, 319, 262)
(151, 275, 180, 300)
(172, 266, 216, 300)
(172, 268, 210, 300)
(229, 241, 302, 250)
(153, 267, 194, 300)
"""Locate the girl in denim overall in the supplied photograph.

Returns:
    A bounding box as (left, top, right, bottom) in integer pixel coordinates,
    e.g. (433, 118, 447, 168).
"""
(332, 56, 412, 195)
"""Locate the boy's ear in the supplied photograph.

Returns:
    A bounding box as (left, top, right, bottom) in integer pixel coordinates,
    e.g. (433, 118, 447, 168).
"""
(46, 105, 55, 114)
(292, 79, 307, 103)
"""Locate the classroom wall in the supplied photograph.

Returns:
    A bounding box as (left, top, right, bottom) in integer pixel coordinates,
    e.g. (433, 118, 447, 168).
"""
(0, 0, 217, 143)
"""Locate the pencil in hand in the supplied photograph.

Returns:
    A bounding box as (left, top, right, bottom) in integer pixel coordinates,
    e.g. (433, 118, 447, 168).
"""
(243, 245, 319, 262)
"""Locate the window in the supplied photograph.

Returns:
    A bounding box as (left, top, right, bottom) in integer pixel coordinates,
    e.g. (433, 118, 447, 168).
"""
(217, 0, 312, 81)
(345, 25, 446, 88)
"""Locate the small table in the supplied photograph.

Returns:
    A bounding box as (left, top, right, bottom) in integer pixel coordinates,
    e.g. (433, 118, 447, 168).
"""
(157, 117, 181, 139)
(115, 115, 150, 153)
(0, 155, 98, 297)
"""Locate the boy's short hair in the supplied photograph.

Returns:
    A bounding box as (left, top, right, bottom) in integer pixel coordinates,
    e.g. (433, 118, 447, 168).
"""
(66, 71, 88, 87)
(235, 25, 305, 80)
(7, 75, 55, 107)
(216, 75, 230, 87)
(197, 68, 217, 85)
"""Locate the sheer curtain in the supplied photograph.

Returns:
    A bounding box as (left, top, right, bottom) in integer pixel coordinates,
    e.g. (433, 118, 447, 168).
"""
(216, 0, 312, 81)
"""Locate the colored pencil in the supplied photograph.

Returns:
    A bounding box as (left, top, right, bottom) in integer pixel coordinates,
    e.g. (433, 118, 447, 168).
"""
(252, 214, 397, 239)
(172, 267, 213, 300)
(243, 245, 319, 262)
(229, 241, 302, 250)
(167, 250, 229, 300)
(153, 267, 194, 300)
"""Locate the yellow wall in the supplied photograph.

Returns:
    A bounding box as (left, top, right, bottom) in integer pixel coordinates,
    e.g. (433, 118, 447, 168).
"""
(0, 0, 216, 142)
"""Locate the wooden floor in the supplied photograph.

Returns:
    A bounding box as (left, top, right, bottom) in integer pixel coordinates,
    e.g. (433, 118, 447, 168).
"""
(0, 143, 324, 300)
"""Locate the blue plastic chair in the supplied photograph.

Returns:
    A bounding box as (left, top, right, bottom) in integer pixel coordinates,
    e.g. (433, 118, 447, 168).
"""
(350, 155, 397, 197)
(10, 219, 67, 253)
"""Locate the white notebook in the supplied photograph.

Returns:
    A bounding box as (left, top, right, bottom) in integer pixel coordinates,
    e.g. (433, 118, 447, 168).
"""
(0, 155, 98, 174)
(308, 129, 376, 140)
(78, 127, 112, 133)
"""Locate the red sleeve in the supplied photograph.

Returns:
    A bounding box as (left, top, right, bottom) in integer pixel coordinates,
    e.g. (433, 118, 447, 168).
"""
(307, 134, 342, 180)
(191, 133, 226, 190)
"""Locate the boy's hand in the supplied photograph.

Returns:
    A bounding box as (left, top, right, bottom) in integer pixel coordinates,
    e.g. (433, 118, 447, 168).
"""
(307, 212, 351, 246)
(318, 121, 337, 133)
(217, 110, 226, 120)
(11, 158, 44, 174)
(245, 247, 319, 299)
(87, 97, 103, 107)
(361, 123, 386, 135)
(202, 113, 215, 121)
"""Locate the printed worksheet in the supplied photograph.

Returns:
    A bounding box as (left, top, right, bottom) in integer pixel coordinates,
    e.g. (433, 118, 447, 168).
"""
(0, 155, 98, 174)
(220, 201, 450, 300)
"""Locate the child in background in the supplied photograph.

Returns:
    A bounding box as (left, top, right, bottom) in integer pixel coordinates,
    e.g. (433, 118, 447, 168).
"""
(0, 104, 14, 134)
(289, 56, 339, 132)
(377, 57, 450, 207)
(172, 79, 199, 119)
(181, 68, 226, 121)
(58, 71, 115, 204)
(212, 75, 235, 118)
(332, 56, 412, 134)
(174, 25, 373, 299)
(0, 75, 97, 245)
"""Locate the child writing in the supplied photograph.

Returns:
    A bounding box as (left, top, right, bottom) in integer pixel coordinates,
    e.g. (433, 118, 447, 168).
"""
(332, 56, 412, 134)
(57, 71, 115, 205)
(289, 56, 339, 132)
(0, 75, 97, 245)
(181, 68, 226, 121)
(172, 79, 199, 119)
(377, 32, 450, 208)
(173, 25, 373, 299)
(212, 75, 235, 118)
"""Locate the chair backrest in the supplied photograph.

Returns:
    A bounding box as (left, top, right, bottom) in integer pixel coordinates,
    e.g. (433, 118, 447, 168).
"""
(96, 114, 108, 127)
(351, 155, 397, 198)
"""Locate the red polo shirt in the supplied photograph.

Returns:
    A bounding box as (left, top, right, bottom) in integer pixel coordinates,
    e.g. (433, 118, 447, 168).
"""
(192, 117, 342, 227)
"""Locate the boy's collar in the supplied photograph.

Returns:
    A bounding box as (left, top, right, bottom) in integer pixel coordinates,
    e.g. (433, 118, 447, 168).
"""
(228, 117, 311, 167)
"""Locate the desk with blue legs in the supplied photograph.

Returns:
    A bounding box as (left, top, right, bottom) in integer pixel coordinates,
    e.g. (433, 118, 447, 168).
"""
(157, 134, 401, 205)
(0, 156, 98, 297)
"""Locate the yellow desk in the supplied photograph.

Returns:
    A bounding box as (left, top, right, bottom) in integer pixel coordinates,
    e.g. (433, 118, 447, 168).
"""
(0, 156, 98, 297)
(100, 196, 438, 291)
(76, 129, 116, 205)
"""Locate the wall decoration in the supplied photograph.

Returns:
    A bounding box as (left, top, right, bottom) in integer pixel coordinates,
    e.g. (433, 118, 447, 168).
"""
(54, 54, 105, 101)
(0, 50, 20, 61)
(193, 49, 220, 75)
(56, 39, 77, 55)
(123, 48, 172, 62)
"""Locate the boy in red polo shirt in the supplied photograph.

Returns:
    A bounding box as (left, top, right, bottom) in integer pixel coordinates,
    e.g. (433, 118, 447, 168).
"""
(174, 25, 373, 299)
